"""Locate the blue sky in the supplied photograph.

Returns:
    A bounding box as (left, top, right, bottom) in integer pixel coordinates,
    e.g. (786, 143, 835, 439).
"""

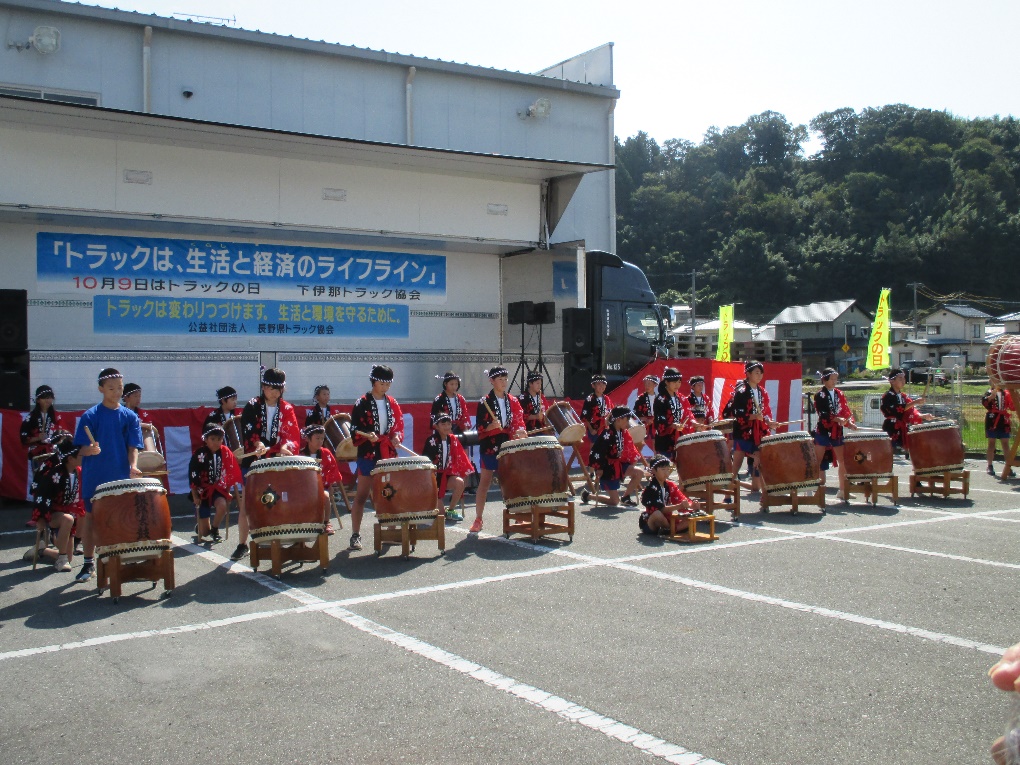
(86, 0, 1020, 150)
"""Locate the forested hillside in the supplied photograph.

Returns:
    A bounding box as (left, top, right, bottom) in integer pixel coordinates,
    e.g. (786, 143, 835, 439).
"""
(615, 106, 1020, 323)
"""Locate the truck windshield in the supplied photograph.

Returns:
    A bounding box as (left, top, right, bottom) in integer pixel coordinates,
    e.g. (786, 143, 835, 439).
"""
(626, 306, 663, 345)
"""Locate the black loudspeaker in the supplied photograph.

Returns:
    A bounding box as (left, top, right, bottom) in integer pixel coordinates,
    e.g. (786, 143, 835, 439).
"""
(507, 300, 535, 326)
(0, 352, 30, 410)
(532, 301, 556, 325)
(0, 289, 28, 352)
(562, 307, 592, 354)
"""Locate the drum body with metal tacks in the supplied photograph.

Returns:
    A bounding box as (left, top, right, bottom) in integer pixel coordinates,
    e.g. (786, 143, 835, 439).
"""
(545, 402, 585, 444)
(92, 478, 173, 562)
(245, 456, 325, 544)
(986, 335, 1020, 388)
(496, 435, 570, 511)
(908, 421, 965, 476)
(457, 430, 481, 448)
(223, 415, 244, 453)
(842, 431, 894, 480)
(674, 430, 732, 491)
(370, 456, 438, 522)
(757, 432, 821, 493)
(137, 423, 166, 473)
(324, 413, 358, 461)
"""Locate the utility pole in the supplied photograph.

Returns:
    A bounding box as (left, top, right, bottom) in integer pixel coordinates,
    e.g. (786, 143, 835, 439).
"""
(906, 282, 922, 339)
(689, 270, 697, 340)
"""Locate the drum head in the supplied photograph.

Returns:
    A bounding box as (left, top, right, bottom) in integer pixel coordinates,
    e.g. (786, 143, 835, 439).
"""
(556, 423, 585, 444)
(137, 451, 166, 472)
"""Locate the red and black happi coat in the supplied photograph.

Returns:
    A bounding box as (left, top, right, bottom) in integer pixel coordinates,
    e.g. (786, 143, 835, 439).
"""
(633, 392, 655, 430)
(813, 387, 854, 441)
(879, 389, 922, 448)
(982, 389, 1014, 434)
(431, 392, 472, 433)
(301, 445, 345, 485)
(240, 397, 301, 468)
(518, 392, 549, 429)
(20, 408, 64, 460)
(304, 403, 332, 428)
(640, 478, 688, 514)
(189, 444, 242, 504)
(476, 391, 525, 457)
(686, 392, 715, 425)
(727, 381, 773, 445)
(423, 432, 474, 477)
(128, 406, 153, 425)
(653, 392, 693, 448)
(581, 394, 614, 438)
(352, 393, 404, 461)
(30, 462, 84, 524)
(203, 406, 239, 430)
(590, 427, 641, 481)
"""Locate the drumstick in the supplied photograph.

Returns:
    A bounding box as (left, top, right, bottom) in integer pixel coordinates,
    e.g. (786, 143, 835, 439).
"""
(771, 420, 803, 428)
(84, 426, 96, 445)
(526, 425, 554, 436)
(397, 442, 421, 457)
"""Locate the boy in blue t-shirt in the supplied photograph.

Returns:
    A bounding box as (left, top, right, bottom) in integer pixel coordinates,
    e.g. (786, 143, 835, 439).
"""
(72, 368, 144, 582)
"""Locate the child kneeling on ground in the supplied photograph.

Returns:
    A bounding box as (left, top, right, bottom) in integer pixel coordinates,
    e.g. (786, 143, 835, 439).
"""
(639, 454, 702, 536)
(189, 425, 242, 543)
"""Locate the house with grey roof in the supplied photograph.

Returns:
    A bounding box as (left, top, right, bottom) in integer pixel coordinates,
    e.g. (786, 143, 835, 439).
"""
(998, 311, 1020, 335)
(765, 299, 872, 373)
(891, 304, 993, 369)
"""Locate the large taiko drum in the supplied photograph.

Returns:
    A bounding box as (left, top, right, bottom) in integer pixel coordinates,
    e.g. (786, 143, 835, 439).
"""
(224, 415, 244, 454)
(496, 435, 570, 511)
(986, 335, 1020, 388)
(245, 456, 325, 544)
(324, 413, 358, 461)
(908, 420, 965, 476)
(674, 430, 732, 491)
(757, 432, 822, 494)
(91, 478, 173, 562)
(370, 456, 438, 522)
(545, 402, 585, 444)
(137, 423, 166, 473)
(842, 431, 894, 480)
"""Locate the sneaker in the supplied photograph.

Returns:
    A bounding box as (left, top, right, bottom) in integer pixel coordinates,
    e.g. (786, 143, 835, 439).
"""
(988, 465, 996, 476)
(209, 529, 222, 543)
(325, 521, 335, 536)
(1008, 470, 1017, 479)
(73, 539, 84, 555)
(469, 518, 483, 533)
(621, 495, 637, 507)
(230, 543, 248, 561)
(75, 560, 95, 583)
(349, 533, 363, 551)
(445, 508, 464, 522)
(54, 555, 71, 572)
(580, 488, 590, 505)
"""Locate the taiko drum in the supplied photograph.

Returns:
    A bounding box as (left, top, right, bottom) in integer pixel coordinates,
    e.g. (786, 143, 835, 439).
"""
(842, 431, 894, 480)
(324, 413, 358, 461)
(986, 335, 1020, 388)
(496, 436, 570, 511)
(674, 430, 732, 490)
(370, 456, 438, 521)
(91, 478, 172, 553)
(907, 421, 965, 476)
(757, 432, 821, 493)
(545, 402, 585, 444)
(245, 456, 325, 540)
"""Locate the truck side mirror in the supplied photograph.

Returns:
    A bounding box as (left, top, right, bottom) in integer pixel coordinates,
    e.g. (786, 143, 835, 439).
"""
(665, 335, 676, 348)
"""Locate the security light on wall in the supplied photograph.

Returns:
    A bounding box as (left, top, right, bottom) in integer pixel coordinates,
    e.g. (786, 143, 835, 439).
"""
(518, 97, 551, 120)
(8, 25, 60, 54)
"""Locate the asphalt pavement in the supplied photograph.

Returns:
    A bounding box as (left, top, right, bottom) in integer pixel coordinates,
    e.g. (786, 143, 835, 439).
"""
(1, 459, 1017, 765)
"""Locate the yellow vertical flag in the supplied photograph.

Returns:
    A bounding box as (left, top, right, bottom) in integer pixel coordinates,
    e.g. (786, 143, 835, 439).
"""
(866, 289, 891, 370)
(716, 304, 734, 361)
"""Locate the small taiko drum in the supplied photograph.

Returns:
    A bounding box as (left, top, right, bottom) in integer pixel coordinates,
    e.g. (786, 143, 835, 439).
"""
(757, 432, 821, 493)
(137, 423, 166, 473)
(224, 415, 244, 454)
(674, 430, 732, 491)
(496, 435, 570, 512)
(245, 456, 325, 544)
(91, 478, 173, 562)
(842, 431, 894, 481)
(628, 416, 647, 445)
(908, 420, 965, 476)
(324, 413, 358, 461)
(546, 402, 585, 444)
(458, 430, 481, 448)
(986, 335, 1020, 388)
(370, 456, 438, 522)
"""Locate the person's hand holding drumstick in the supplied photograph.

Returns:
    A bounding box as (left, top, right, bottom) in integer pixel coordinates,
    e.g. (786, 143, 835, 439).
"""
(80, 426, 101, 457)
